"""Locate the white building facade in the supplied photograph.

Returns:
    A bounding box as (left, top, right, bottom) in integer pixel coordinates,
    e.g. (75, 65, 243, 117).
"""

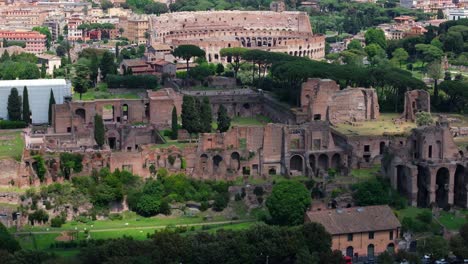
(448, 8, 468, 20)
(0, 79, 71, 124)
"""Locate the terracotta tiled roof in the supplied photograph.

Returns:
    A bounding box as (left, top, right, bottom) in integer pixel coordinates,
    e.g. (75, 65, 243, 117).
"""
(305, 205, 401, 235)
(121, 59, 147, 67)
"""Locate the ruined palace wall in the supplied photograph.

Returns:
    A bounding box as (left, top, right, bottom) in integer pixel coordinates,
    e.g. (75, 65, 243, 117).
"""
(263, 124, 284, 163)
(152, 11, 313, 36)
(301, 78, 340, 121)
(328, 88, 380, 123)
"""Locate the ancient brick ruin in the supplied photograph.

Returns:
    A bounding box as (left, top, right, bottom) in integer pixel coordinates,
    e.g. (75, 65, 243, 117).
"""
(6, 77, 468, 209)
(300, 78, 380, 124)
(383, 119, 466, 208)
(401, 89, 430, 122)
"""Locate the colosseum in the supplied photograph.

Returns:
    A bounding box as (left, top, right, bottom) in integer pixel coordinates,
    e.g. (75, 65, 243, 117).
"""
(149, 10, 325, 62)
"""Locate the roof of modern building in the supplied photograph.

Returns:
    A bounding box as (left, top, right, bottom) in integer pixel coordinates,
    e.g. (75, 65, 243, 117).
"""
(0, 79, 68, 87)
(305, 205, 401, 235)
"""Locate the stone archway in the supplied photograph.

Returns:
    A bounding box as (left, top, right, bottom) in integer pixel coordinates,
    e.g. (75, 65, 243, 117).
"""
(122, 104, 129, 121)
(417, 165, 430, 208)
(318, 154, 328, 171)
(230, 152, 240, 171)
(75, 108, 86, 120)
(309, 154, 316, 174)
(435, 167, 450, 208)
(213, 155, 223, 172)
(290, 155, 303, 173)
(331, 153, 341, 170)
(454, 165, 466, 208)
(346, 246, 354, 257)
(397, 165, 409, 197)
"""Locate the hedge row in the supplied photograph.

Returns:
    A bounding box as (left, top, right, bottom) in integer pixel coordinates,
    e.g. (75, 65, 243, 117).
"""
(105, 74, 159, 89)
(0, 120, 27, 129)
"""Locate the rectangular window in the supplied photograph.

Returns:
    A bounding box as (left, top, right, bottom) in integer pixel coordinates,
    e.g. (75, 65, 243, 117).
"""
(347, 234, 353, 241)
(364, 145, 370, 152)
(428, 145, 432, 158)
(389, 231, 394, 240)
(369, 232, 374, 239)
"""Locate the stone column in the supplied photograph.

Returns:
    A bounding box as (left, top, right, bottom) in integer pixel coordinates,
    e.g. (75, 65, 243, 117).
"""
(429, 167, 437, 205)
(448, 166, 455, 205)
(409, 166, 418, 207)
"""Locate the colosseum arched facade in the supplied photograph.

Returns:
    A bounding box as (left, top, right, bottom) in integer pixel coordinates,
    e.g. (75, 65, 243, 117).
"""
(149, 11, 325, 62)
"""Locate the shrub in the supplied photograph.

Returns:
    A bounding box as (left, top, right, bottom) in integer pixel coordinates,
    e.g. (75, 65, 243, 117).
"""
(108, 213, 123, 221)
(51, 216, 66, 227)
(212, 193, 229, 212)
(0, 120, 27, 129)
(33, 155, 47, 182)
(106, 74, 159, 89)
(253, 186, 264, 197)
(200, 201, 209, 211)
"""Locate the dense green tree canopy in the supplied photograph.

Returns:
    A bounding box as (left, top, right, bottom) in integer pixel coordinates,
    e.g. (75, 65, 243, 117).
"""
(266, 181, 310, 226)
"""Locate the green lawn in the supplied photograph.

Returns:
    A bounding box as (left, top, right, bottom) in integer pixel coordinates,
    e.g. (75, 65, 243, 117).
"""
(73, 89, 141, 101)
(17, 220, 257, 254)
(0, 130, 24, 161)
(439, 210, 468, 230)
(333, 113, 416, 136)
(212, 115, 272, 130)
(350, 166, 380, 181)
(21, 214, 229, 233)
(396, 207, 431, 221)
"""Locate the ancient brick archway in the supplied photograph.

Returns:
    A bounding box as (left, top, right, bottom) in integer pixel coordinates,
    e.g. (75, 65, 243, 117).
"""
(213, 155, 223, 172)
(318, 154, 328, 171)
(290, 155, 304, 173)
(435, 167, 450, 208)
(230, 152, 240, 171)
(417, 165, 430, 208)
(309, 154, 316, 173)
(454, 165, 466, 208)
(75, 108, 86, 120)
(397, 165, 409, 198)
(331, 153, 341, 170)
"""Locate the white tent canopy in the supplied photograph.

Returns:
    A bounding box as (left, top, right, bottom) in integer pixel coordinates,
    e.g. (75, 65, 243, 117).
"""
(0, 79, 71, 124)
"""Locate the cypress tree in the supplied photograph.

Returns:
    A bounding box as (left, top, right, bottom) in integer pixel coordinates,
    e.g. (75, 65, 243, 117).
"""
(115, 42, 119, 58)
(40, 62, 47, 78)
(7, 88, 21, 121)
(90, 53, 99, 86)
(0, 50, 10, 62)
(171, 106, 178, 140)
(48, 89, 56, 125)
(181, 96, 200, 134)
(94, 114, 105, 148)
(100, 51, 116, 79)
(22, 86, 30, 124)
(200, 97, 212, 133)
(217, 104, 231, 133)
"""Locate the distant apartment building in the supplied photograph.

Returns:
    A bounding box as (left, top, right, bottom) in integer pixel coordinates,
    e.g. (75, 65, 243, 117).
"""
(378, 16, 428, 40)
(448, 8, 468, 20)
(0, 7, 50, 30)
(121, 15, 149, 45)
(0, 30, 46, 54)
(44, 16, 66, 41)
(400, 0, 456, 12)
(67, 16, 84, 41)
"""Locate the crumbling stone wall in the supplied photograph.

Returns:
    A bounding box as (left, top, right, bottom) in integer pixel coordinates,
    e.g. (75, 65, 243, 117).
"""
(383, 121, 467, 208)
(402, 90, 430, 122)
(300, 78, 379, 123)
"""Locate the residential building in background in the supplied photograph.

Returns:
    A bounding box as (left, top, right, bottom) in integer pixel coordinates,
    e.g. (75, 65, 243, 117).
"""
(0, 30, 47, 54)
